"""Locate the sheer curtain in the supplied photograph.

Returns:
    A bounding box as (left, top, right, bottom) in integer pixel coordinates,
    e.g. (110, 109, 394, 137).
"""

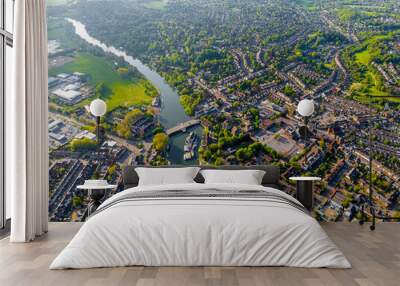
(7, 0, 48, 242)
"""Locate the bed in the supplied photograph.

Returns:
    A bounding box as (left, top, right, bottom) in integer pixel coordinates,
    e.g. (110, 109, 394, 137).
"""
(50, 165, 351, 269)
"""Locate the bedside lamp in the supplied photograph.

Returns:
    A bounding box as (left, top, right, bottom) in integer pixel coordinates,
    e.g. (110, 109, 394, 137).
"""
(292, 99, 318, 210)
(90, 99, 107, 148)
(297, 99, 314, 141)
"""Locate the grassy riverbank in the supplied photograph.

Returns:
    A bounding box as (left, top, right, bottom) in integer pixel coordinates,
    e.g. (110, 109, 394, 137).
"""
(49, 53, 155, 112)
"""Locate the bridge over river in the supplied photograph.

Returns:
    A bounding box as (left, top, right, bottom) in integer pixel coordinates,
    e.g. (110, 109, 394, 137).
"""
(166, 119, 201, 136)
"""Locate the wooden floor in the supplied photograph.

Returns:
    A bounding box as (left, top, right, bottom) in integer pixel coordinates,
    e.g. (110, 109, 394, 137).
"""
(0, 223, 399, 286)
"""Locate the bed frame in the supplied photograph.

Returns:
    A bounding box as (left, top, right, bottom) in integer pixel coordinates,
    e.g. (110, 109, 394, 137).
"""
(122, 165, 281, 190)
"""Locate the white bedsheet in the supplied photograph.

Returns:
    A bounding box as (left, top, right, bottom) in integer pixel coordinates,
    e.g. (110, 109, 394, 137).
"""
(50, 183, 351, 269)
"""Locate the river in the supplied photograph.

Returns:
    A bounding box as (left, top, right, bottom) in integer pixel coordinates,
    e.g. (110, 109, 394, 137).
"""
(66, 18, 202, 164)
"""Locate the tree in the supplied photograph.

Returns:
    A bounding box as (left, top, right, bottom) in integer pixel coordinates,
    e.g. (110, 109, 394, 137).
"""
(179, 93, 202, 116)
(319, 139, 326, 149)
(214, 157, 224, 166)
(70, 138, 97, 152)
(108, 164, 117, 175)
(152, 127, 164, 135)
(283, 85, 295, 97)
(152, 133, 169, 152)
(209, 143, 219, 153)
(95, 82, 108, 97)
(342, 197, 352, 208)
(116, 109, 143, 139)
(72, 195, 83, 207)
(203, 150, 212, 161)
(236, 147, 253, 161)
(150, 155, 169, 166)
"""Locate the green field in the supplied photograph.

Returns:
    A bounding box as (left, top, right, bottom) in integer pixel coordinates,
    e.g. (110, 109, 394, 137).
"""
(354, 34, 390, 65)
(50, 53, 124, 85)
(355, 49, 375, 65)
(49, 53, 154, 111)
(143, 1, 167, 10)
(350, 68, 390, 100)
(47, 0, 76, 6)
(349, 32, 400, 102)
(293, 0, 317, 10)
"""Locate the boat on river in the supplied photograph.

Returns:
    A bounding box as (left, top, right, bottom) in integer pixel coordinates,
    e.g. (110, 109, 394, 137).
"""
(183, 132, 199, 161)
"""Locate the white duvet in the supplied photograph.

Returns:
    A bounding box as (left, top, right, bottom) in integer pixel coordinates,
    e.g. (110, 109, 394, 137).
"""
(50, 183, 351, 269)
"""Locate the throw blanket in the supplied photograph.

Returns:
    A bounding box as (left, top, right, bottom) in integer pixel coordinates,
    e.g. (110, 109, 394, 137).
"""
(90, 189, 309, 218)
(50, 183, 351, 269)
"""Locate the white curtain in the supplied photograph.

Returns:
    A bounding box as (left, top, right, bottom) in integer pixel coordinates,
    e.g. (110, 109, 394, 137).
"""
(7, 0, 49, 242)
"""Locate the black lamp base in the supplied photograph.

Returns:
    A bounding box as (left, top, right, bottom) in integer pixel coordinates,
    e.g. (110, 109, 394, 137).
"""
(299, 125, 308, 140)
(296, 181, 313, 210)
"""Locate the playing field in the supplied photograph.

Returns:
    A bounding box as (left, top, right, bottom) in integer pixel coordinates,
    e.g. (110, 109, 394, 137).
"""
(355, 49, 375, 65)
(49, 53, 154, 111)
(351, 33, 400, 102)
(143, 1, 167, 10)
(47, 0, 77, 6)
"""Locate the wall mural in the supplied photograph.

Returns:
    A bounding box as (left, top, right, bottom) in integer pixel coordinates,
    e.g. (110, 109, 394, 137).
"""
(47, 0, 400, 222)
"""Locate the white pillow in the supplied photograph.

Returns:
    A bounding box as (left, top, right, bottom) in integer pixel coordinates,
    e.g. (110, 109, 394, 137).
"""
(200, 169, 266, 185)
(135, 167, 200, 186)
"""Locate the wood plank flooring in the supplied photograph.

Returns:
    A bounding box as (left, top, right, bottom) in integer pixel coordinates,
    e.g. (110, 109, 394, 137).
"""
(0, 222, 399, 286)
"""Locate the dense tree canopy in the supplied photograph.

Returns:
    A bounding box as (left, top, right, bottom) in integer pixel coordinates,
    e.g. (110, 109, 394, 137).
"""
(152, 132, 169, 152)
(70, 138, 97, 152)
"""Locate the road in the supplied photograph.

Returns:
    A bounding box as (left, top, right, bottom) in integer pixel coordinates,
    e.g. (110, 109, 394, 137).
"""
(49, 160, 84, 215)
(106, 133, 143, 155)
(166, 119, 201, 136)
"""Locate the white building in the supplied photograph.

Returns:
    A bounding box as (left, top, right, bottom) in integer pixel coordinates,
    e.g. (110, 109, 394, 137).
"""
(57, 73, 70, 79)
(52, 88, 82, 103)
(48, 120, 64, 132)
(64, 83, 81, 91)
(75, 130, 96, 141)
(49, 132, 67, 142)
(102, 140, 117, 148)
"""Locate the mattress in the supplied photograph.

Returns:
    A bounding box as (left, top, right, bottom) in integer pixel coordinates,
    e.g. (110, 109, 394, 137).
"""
(50, 183, 351, 269)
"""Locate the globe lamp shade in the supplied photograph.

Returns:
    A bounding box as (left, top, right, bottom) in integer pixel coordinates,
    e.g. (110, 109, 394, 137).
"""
(297, 99, 314, 117)
(90, 99, 107, 117)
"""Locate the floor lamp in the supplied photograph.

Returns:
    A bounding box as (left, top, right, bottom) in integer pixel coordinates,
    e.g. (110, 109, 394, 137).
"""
(87, 99, 108, 209)
(89, 99, 107, 149)
(360, 94, 400, 230)
(297, 99, 315, 141)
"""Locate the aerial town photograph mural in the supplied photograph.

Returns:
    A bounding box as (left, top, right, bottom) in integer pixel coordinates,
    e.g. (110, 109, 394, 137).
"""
(47, 0, 400, 222)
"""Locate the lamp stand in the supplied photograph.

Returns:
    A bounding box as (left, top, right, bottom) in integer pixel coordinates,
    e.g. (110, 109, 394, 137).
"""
(368, 96, 375, 230)
(359, 94, 400, 230)
(298, 117, 309, 142)
(96, 116, 101, 149)
(304, 116, 308, 142)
